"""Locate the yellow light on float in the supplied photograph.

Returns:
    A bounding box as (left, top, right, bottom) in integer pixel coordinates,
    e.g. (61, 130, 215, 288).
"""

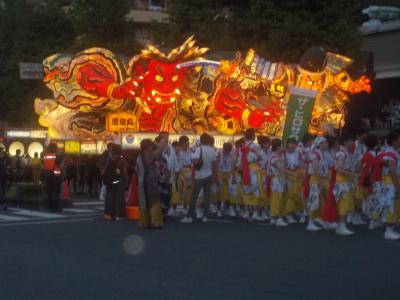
(156, 97, 161, 103)
(130, 91, 135, 96)
(175, 89, 180, 95)
(244, 49, 255, 66)
(133, 81, 138, 87)
(151, 90, 156, 97)
(170, 97, 176, 103)
(147, 97, 151, 101)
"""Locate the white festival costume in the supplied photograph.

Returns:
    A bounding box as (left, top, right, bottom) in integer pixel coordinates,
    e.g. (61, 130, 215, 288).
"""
(332, 146, 355, 203)
(268, 153, 285, 193)
(237, 141, 259, 197)
(307, 149, 329, 211)
(380, 146, 400, 215)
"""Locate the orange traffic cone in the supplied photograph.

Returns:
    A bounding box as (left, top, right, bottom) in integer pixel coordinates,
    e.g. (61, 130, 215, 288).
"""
(126, 206, 140, 220)
(63, 180, 70, 200)
(128, 174, 138, 206)
(126, 174, 140, 220)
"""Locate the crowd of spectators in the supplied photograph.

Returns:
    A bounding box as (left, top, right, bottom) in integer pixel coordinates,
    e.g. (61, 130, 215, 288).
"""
(362, 99, 400, 130)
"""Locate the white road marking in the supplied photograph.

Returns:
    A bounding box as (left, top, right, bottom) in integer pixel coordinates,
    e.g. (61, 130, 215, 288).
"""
(0, 214, 30, 222)
(63, 208, 97, 213)
(74, 201, 103, 206)
(10, 208, 66, 219)
(0, 217, 94, 227)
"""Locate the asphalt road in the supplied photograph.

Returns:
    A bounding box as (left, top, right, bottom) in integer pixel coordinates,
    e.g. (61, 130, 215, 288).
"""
(0, 212, 399, 300)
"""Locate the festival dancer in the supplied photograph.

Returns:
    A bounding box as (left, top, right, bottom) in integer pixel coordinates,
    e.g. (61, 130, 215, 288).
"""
(284, 138, 304, 224)
(168, 141, 181, 216)
(306, 137, 329, 231)
(237, 129, 263, 222)
(267, 139, 292, 226)
(229, 138, 244, 217)
(176, 136, 193, 214)
(380, 130, 400, 240)
(333, 134, 358, 236)
(353, 129, 368, 225)
(257, 135, 272, 220)
(358, 135, 384, 230)
(216, 142, 235, 216)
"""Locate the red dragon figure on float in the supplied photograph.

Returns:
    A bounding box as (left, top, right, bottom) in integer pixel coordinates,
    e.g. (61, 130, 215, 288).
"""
(35, 36, 207, 138)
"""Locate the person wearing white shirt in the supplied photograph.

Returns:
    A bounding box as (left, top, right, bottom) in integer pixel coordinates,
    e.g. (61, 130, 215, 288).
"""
(257, 135, 271, 220)
(306, 137, 329, 231)
(333, 134, 358, 236)
(237, 129, 262, 222)
(176, 136, 193, 211)
(229, 138, 245, 217)
(284, 138, 304, 224)
(158, 131, 177, 216)
(181, 133, 217, 224)
(353, 129, 368, 226)
(168, 141, 182, 217)
(267, 139, 289, 226)
(216, 142, 234, 217)
(380, 130, 400, 240)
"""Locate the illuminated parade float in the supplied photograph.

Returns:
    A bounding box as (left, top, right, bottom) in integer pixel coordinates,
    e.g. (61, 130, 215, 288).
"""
(34, 36, 371, 150)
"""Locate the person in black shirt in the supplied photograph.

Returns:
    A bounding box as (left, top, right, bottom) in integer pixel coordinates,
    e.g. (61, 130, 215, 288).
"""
(86, 155, 100, 197)
(77, 155, 87, 194)
(65, 155, 78, 195)
(11, 149, 23, 182)
(43, 143, 63, 211)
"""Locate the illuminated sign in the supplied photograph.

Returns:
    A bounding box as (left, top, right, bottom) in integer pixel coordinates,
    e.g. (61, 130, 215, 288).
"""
(81, 140, 97, 154)
(97, 140, 112, 154)
(6, 130, 47, 139)
(64, 140, 80, 154)
(282, 87, 317, 143)
(121, 133, 155, 149)
(56, 141, 65, 153)
(30, 130, 47, 139)
(6, 131, 30, 138)
(106, 113, 137, 132)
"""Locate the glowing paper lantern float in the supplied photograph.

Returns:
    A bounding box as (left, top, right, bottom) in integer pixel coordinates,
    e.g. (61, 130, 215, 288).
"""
(34, 36, 371, 139)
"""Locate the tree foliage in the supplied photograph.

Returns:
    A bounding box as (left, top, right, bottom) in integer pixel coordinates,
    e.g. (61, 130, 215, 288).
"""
(67, 0, 140, 54)
(0, 0, 139, 127)
(0, 0, 74, 127)
(153, 0, 365, 62)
